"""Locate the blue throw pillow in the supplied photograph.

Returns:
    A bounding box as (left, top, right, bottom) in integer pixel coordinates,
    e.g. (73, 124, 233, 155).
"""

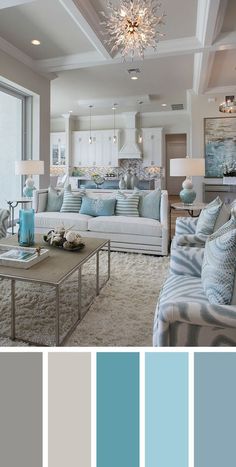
(46, 186, 64, 212)
(138, 189, 161, 220)
(196, 196, 222, 235)
(80, 196, 116, 216)
(202, 228, 236, 305)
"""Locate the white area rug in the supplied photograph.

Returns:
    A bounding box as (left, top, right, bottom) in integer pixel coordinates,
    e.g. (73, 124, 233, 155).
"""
(0, 252, 169, 347)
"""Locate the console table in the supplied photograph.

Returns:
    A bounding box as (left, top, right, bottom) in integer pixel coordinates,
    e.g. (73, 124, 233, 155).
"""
(203, 183, 236, 204)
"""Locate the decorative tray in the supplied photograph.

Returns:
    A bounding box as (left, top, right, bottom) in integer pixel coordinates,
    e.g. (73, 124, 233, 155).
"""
(49, 243, 85, 252)
(0, 245, 49, 269)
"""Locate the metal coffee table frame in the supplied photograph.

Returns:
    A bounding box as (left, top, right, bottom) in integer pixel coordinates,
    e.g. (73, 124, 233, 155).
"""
(0, 239, 110, 346)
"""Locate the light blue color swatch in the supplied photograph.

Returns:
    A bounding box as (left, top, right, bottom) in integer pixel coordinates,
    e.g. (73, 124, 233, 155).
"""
(97, 352, 139, 467)
(195, 352, 236, 467)
(145, 352, 188, 467)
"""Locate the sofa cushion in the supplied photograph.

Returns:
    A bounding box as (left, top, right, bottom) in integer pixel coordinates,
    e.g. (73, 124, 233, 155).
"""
(46, 186, 64, 212)
(115, 191, 139, 217)
(60, 186, 85, 212)
(88, 215, 162, 236)
(202, 229, 236, 305)
(213, 203, 230, 231)
(80, 196, 116, 216)
(138, 189, 161, 220)
(35, 212, 92, 231)
(196, 196, 222, 235)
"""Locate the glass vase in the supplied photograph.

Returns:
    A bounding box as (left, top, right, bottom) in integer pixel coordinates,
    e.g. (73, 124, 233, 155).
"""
(18, 209, 35, 246)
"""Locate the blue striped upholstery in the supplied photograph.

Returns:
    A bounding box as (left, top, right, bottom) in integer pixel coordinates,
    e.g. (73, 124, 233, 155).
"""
(170, 246, 204, 277)
(0, 209, 10, 239)
(176, 233, 207, 247)
(153, 273, 236, 346)
(175, 217, 198, 235)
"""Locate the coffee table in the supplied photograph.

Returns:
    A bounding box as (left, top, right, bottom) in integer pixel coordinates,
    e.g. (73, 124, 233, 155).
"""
(0, 235, 110, 346)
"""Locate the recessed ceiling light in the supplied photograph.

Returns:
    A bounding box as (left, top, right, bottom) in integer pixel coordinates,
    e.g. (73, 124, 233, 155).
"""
(31, 39, 41, 45)
(161, 103, 167, 107)
(69, 110, 73, 113)
(127, 68, 140, 80)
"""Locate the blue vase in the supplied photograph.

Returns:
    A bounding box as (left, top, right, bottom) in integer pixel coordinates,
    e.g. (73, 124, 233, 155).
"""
(18, 209, 35, 246)
(179, 188, 196, 204)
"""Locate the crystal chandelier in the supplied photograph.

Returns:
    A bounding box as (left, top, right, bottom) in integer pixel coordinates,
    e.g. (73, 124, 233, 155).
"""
(101, 0, 165, 60)
(219, 96, 236, 113)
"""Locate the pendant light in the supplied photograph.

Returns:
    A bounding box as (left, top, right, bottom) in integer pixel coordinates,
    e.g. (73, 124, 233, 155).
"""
(89, 105, 93, 144)
(112, 103, 118, 143)
(138, 101, 143, 144)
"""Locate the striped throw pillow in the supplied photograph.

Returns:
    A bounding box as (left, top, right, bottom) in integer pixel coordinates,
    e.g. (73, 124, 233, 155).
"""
(115, 192, 140, 217)
(60, 186, 85, 213)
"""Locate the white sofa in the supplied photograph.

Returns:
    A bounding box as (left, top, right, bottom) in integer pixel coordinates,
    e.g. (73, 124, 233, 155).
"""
(33, 189, 169, 255)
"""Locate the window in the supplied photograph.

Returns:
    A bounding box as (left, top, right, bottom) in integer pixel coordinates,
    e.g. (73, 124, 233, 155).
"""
(0, 84, 30, 209)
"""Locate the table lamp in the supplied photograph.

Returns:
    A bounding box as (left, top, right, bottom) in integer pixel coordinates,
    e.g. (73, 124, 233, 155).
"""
(15, 160, 44, 197)
(170, 157, 205, 204)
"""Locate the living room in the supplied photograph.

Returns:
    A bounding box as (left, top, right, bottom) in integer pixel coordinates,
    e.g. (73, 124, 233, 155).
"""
(0, 0, 236, 347)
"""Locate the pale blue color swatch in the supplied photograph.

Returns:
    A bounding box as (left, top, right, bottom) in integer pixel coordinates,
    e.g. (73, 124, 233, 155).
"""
(145, 352, 188, 467)
(195, 352, 236, 467)
(97, 352, 139, 467)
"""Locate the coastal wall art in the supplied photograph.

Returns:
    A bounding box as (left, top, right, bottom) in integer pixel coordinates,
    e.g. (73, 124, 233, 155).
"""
(204, 117, 236, 177)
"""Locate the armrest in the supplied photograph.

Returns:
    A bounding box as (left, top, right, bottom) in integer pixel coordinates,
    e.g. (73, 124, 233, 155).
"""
(0, 209, 10, 239)
(160, 190, 169, 255)
(176, 233, 207, 247)
(170, 246, 204, 277)
(33, 189, 48, 213)
(175, 216, 198, 235)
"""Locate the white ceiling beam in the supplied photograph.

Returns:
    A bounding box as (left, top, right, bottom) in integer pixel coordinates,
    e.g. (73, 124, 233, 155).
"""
(205, 85, 236, 95)
(193, 0, 227, 95)
(193, 51, 215, 95)
(196, 0, 226, 46)
(0, 0, 36, 9)
(213, 31, 236, 50)
(36, 36, 203, 73)
(59, 0, 112, 60)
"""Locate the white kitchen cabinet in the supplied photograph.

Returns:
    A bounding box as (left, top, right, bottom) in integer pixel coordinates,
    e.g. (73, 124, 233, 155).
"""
(142, 128, 163, 167)
(50, 132, 66, 166)
(72, 130, 119, 167)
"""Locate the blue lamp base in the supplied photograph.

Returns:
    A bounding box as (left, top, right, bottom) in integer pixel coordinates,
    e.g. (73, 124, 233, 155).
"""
(179, 178, 196, 204)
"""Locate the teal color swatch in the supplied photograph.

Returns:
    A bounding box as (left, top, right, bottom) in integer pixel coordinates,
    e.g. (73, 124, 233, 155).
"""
(145, 353, 188, 467)
(195, 352, 236, 467)
(97, 352, 139, 467)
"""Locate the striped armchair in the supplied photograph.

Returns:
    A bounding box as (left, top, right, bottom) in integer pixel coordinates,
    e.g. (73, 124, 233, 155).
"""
(153, 245, 236, 347)
(0, 209, 10, 239)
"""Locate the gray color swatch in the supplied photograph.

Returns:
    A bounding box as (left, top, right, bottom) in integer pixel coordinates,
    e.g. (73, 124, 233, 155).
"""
(48, 352, 91, 467)
(0, 352, 42, 467)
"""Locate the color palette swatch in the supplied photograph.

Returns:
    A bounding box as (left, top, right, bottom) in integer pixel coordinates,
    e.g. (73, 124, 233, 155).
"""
(0, 353, 42, 467)
(145, 352, 189, 467)
(0, 351, 235, 467)
(97, 352, 140, 467)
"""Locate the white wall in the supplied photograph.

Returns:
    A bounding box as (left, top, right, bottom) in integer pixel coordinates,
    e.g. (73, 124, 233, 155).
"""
(0, 49, 51, 188)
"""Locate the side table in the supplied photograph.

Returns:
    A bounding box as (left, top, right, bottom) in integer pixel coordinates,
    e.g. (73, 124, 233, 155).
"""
(7, 198, 32, 235)
(171, 202, 206, 218)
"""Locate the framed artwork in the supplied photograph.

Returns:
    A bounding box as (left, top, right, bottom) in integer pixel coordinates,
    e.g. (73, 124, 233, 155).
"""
(204, 117, 236, 177)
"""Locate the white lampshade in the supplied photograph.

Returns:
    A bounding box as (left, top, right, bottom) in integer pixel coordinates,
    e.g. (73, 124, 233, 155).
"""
(170, 158, 205, 177)
(15, 160, 44, 175)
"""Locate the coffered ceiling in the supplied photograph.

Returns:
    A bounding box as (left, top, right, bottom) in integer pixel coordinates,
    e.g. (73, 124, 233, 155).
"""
(0, 0, 236, 116)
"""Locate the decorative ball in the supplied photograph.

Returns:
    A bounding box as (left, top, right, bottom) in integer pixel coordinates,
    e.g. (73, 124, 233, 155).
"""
(65, 231, 77, 243)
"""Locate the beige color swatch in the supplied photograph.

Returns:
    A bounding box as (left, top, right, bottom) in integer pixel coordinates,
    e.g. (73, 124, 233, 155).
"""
(48, 352, 91, 467)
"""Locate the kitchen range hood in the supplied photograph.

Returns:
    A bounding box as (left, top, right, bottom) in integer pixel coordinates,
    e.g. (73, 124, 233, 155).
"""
(118, 112, 142, 159)
(119, 128, 142, 159)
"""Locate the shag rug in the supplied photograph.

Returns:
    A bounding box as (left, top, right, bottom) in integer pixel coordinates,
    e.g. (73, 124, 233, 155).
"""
(0, 252, 169, 347)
